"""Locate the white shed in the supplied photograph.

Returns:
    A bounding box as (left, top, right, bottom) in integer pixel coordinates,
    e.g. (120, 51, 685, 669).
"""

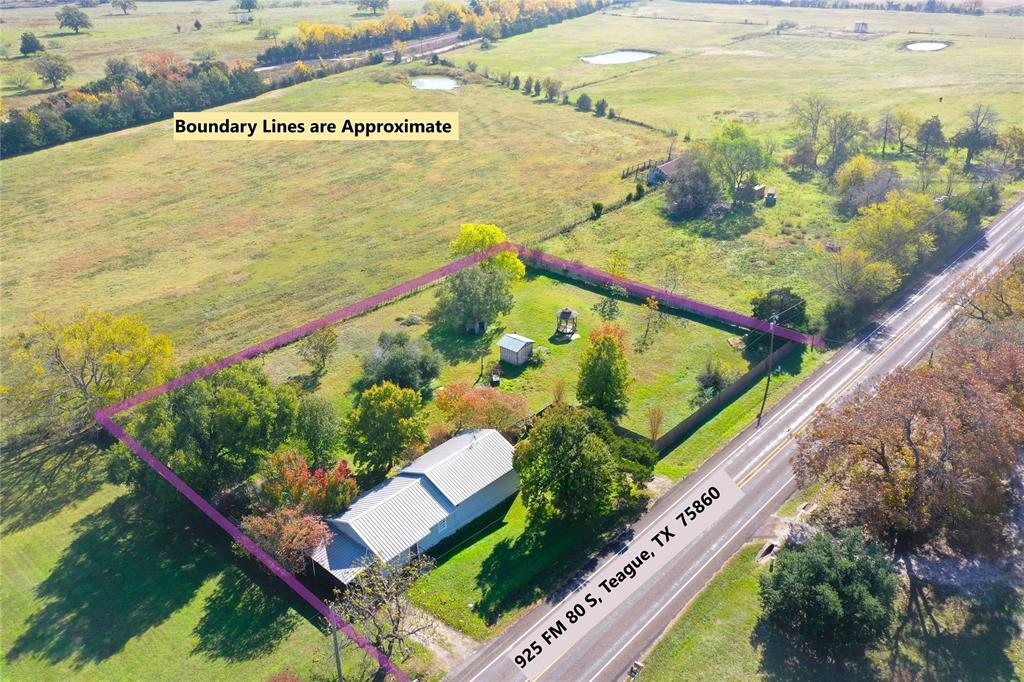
(498, 333, 535, 366)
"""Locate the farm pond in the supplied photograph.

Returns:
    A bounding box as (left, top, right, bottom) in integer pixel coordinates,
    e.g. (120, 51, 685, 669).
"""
(581, 50, 656, 64)
(411, 76, 459, 90)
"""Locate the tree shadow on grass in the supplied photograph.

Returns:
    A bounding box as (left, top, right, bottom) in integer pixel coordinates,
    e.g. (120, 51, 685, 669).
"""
(751, 619, 878, 681)
(888, 580, 1022, 682)
(6, 496, 221, 668)
(424, 321, 504, 366)
(680, 203, 762, 240)
(1, 431, 107, 536)
(191, 562, 303, 662)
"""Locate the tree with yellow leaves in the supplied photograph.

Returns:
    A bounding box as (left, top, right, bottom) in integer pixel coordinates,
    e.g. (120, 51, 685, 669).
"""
(2, 309, 173, 437)
(449, 223, 525, 280)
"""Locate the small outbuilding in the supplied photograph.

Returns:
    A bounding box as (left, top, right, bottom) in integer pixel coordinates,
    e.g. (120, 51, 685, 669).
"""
(854, 21, 869, 33)
(555, 307, 578, 337)
(765, 186, 777, 207)
(497, 333, 535, 366)
(646, 156, 687, 186)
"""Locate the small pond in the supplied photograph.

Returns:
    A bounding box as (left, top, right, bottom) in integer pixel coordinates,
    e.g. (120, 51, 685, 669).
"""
(411, 76, 458, 91)
(905, 41, 950, 52)
(581, 50, 656, 65)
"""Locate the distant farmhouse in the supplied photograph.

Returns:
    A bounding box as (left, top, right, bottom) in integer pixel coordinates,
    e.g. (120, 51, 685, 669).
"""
(310, 429, 518, 585)
(646, 156, 687, 186)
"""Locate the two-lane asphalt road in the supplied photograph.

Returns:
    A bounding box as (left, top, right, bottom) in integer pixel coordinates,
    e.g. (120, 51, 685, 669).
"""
(448, 197, 1024, 682)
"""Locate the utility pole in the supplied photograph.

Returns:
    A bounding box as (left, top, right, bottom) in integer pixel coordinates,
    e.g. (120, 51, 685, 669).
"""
(756, 313, 779, 427)
(331, 625, 343, 682)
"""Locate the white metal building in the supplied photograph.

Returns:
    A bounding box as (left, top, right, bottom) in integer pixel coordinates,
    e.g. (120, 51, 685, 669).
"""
(310, 429, 519, 584)
(497, 333, 535, 366)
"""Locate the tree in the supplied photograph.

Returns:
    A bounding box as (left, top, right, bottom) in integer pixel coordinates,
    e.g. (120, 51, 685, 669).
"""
(948, 252, 1024, 324)
(362, 331, 441, 392)
(356, 0, 389, 14)
(821, 110, 868, 176)
(665, 151, 720, 219)
(758, 529, 898, 659)
(260, 450, 358, 515)
(511, 74, 520, 90)
(997, 125, 1024, 177)
(297, 394, 343, 466)
(594, 98, 608, 117)
(750, 286, 808, 330)
(707, 123, 769, 202)
(435, 383, 530, 436)
(33, 54, 73, 89)
(0, 109, 40, 155)
(915, 115, 946, 159)
(107, 360, 297, 502)
(449, 223, 525, 280)
(892, 110, 919, 155)
(873, 110, 895, 157)
(19, 32, 43, 56)
(112, 0, 138, 14)
(432, 265, 514, 333)
(56, 5, 92, 33)
(239, 507, 331, 573)
(522, 75, 533, 94)
(344, 381, 424, 483)
(542, 77, 561, 100)
(193, 46, 219, 63)
(239, 0, 259, 10)
(333, 553, 434, 666)
(514, 404, 619, 522)
(576, 92, 592, 112)
(846, 190, 964, 277)
(139, 50, 189, 81)
(103, 56, 138, 83)
(194, 19, 203, 30)
(794, 364, 1023, 555)
(789, 92, 833, 161)
(834, 154, 902, 215)
(576, 322, 630, 420)
(951, 104, 999, 170)
(2, 309, 172, 436)
(298, 326, 338, 375)
(815, 245, 899, 311)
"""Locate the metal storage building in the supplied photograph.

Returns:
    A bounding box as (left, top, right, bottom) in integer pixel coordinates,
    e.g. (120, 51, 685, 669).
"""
(498, 333, 535, 366)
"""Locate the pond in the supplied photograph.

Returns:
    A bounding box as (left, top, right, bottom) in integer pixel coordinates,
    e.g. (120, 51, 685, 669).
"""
(581, 50, 656, 65)
(905, 41, 950, 52)
(411, 77, 458, 91)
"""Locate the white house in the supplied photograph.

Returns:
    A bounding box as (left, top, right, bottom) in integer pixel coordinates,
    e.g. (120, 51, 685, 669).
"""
(310, 429, 519, 584)
(498, 333, 535, 366)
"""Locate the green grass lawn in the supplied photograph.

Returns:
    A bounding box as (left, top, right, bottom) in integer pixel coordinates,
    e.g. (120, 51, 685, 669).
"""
(1, 63, 663, 359)
(638, 544, 1024, 681)
(262, 269, 760, 435)
(446, 1, 1024, 137)
(0, 0, 428, 106)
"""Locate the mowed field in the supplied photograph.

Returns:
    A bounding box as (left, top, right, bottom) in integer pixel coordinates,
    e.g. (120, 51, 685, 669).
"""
(0, 0, 427, 105)
(446, 1, 1024, 136)
(1, 64, 664, 358)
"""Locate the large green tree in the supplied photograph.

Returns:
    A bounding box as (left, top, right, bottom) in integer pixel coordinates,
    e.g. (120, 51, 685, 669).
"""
(952, 104, 999, 170)
(514, 404, 619, 522)
(107, 360, 297, 504)
(32, 54, 73, 89)
(344, 381, 424, 483)
(362, 331, 441, 393)
(296, 393, 343, 467)
(665, 151, 720, 219)
(432, 265, 514, 333)
(758, 529, 898, 659)
(576, 323, 631, 420)
(3, 309, 173, 437)
(707, 123, 770, 202)
(55, 5, 92, 33)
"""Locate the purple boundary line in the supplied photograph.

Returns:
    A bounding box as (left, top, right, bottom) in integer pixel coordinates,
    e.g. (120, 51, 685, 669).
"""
(92, 240, 819, 680)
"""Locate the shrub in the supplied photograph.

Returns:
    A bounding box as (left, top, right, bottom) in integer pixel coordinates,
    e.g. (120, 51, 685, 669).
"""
(665, 152, 720, 219)
(591, 201, 604, 219)
(576, 92, 592, 112)
(362, 331, 441, 392)
(594, 98, 608, 116)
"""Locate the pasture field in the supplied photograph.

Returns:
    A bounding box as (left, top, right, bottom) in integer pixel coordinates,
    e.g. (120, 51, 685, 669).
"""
(1, 63, 664, 357)
(262, 270, 760, 435)
(637, 544, 1024, 681)
(446, 1, 1024, 136)
(0, 0, 427, 105)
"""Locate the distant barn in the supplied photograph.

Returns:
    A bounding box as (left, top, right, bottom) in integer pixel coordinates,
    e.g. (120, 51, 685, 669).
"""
(647, 156, 687, 186)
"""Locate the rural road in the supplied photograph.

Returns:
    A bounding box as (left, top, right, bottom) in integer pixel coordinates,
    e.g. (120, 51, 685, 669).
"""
(446, 196, 1024, 682)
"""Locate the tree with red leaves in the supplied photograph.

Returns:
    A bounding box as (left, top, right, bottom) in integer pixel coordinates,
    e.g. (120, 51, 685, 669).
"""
(261, 450, 358, 516)
(435, 383, 530, 438)
(239, 507, 331, 573)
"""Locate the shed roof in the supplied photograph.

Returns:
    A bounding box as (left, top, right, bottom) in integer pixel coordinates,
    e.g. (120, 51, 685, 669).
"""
(330, 475, 448, 562)
(656, 156, 686, 177)
(498, 333, 534, 353)
(310, 527, 372, 584)
(401, 429, 516, 506)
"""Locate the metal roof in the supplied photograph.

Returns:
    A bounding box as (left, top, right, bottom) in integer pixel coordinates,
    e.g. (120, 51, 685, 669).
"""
(497, 333, 534, 353)
(329, 475, 449, 562)
(401, 429, 515, 506)
(310, 527, 373, 584)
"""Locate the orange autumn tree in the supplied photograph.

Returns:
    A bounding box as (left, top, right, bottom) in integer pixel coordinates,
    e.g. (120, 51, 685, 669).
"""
(239, 507, 331, 573)
(261, 451, 358, 516)
(435, 383, 530, 437)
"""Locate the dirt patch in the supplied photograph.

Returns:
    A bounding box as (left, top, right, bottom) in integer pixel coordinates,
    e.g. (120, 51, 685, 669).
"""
(646, 474, 675, 499)
(410, 605, 480, 672)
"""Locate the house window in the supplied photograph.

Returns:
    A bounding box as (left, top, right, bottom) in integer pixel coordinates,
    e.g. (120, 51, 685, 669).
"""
(436, 518, 447, 533)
